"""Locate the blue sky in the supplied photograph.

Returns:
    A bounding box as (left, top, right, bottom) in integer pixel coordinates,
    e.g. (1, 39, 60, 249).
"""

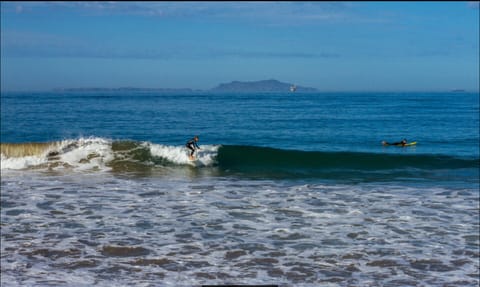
(1, 1, 479, 91)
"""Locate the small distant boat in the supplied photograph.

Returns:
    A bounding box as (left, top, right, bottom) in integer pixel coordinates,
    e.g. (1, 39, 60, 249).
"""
(290, 85, 297, 92)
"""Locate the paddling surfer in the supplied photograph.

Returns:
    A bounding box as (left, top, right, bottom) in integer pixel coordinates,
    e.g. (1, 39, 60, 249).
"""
(382, 139, 407, 146)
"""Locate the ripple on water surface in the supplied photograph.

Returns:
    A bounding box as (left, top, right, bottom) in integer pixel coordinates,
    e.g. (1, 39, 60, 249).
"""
(1, 172, 479, 286)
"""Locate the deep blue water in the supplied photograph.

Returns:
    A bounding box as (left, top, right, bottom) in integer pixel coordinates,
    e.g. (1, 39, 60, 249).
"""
(2, 91, 479, 155)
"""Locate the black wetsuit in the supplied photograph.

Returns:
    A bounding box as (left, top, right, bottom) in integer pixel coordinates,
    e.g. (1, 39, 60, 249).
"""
(186, 138, 200, 157)
(384, 140, 407, 146)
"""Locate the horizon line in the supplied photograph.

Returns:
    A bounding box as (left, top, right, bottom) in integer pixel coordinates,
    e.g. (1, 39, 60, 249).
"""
(1, 88, 477, 94)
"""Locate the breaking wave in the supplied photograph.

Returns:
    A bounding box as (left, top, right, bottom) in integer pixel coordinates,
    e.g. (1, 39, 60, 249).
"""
(1, 138, 478, 181)
(0, 137, 218, 172)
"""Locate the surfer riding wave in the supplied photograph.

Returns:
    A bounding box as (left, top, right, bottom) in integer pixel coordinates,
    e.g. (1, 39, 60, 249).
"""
(186, 136, 200, 160)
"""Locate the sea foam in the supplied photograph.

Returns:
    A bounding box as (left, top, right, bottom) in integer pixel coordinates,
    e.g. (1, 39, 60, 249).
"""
(149, 143, 219, 166)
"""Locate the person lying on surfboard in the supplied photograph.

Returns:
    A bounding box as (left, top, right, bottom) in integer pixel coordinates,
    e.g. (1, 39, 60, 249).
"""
(382, 139, 407, 146)
(186, 136, 200, 160)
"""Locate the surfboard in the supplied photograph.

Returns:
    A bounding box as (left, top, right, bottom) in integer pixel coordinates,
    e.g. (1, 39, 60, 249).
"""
(187, 155, 202, 167)
(404, 141, 417, 146)
(188, 151, 199, 161)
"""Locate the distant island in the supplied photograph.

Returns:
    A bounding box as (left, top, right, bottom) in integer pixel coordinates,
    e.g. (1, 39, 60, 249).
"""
(54, 87, 199, 93)
(55, 79, 317, 93)
(211, 79, 317, 92)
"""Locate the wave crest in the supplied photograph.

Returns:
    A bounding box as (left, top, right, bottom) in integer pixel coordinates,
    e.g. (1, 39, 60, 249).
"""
(1, 138, 114, 171)
(1, 138, 219, 171)
(1, 142, 60, 158)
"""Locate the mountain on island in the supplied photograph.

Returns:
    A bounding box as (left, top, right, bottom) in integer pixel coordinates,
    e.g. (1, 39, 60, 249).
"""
(211, 79, 317, 92)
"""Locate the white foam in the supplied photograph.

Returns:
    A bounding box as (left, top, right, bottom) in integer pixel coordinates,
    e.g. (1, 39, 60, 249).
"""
(1, 153, 48, 170)
(0, 137, 114, 171)
(149, 143, 219, 166)
(1, 172, 478, 286)
(1, 141, 65, 170)
(56, 137, 113, 171)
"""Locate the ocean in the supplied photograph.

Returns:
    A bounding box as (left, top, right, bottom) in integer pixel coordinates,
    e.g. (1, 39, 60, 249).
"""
(1, 91, 479, 286)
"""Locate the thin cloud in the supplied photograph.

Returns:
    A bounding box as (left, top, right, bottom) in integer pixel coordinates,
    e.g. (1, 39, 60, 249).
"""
(3, 42, 340, 60)
(2, 2, 367, 24)
(1, 29, 340, 60)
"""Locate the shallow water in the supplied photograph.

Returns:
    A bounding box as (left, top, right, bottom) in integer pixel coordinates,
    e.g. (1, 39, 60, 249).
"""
(1, 171, 478, 286)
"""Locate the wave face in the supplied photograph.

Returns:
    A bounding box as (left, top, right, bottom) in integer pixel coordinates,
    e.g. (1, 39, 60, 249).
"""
(216, 145, 479, 180)
(1, 139, 478, 181)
